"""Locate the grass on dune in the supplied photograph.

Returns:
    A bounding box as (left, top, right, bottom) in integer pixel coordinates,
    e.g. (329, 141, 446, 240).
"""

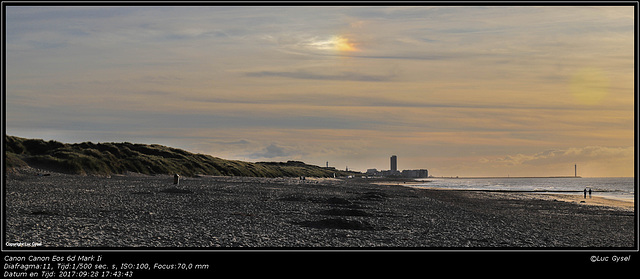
(4, 135, 358, 178)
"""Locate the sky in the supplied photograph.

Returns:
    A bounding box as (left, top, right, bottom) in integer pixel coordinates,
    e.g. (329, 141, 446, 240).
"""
(3, 5, 636, 177)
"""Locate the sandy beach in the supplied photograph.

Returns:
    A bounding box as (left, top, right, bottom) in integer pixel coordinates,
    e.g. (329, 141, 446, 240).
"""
(412, 186, 635, 211)
(4, 171, 635, 248)
(534, 193, 634, 211)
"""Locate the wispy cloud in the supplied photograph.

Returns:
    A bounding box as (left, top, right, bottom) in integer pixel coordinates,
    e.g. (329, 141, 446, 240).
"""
(248, 143, 291, 159)
(245, 69, 396, 82)
(490, 146, 634, 167)
(475, 146, 635, 177)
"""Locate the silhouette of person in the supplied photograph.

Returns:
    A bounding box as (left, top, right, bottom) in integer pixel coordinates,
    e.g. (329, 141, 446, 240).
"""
(584, 188, 587, 199)
(588, 188, 592, 198)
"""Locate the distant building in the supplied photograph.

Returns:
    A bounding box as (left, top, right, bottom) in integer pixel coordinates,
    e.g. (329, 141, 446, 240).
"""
(381, 170, 401, 177)
(390, 155, 397, 171)
(366, 155, 428, 178)
(366, 169, 379, 176)
(401, 169, 429, 178)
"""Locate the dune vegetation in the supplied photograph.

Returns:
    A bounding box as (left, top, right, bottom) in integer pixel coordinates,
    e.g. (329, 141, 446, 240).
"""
(4, 135, 358, 177)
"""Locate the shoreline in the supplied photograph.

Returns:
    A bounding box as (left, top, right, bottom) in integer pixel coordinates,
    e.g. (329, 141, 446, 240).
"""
(435, 176, 583, 179)
(413, 186, 634, 211)
(536, 193, 634, 211)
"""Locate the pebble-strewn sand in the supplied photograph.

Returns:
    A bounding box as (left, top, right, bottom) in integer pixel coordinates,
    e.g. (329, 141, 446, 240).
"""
(4, 171, 635, 248)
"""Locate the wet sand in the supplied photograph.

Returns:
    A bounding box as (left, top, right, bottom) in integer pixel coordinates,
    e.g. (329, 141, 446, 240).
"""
(4, 171, 635, 248)
(415, 186, 634, 211)
(535, 193, 634, 211)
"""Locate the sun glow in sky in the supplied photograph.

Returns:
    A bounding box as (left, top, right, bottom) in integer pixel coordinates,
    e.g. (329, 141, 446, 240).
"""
(4, 5, 636, 177)
(305, 36, 359, 52)
(332, 36, 359, 52)
(570, 67, 610, 106)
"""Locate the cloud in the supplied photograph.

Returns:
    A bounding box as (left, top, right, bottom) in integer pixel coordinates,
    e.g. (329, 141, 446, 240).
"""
(248, 143, 290, 159)
(217, 139, 251, 145)
(245, 69, 395, 82)
(490, 146, 634, 167)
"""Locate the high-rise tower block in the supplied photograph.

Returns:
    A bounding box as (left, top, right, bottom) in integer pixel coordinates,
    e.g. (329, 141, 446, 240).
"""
(391, 155, 397, 172)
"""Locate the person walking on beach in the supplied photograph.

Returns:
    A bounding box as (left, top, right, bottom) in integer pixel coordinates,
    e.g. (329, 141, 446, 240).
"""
(588, 188, 592, 198)
(584, 188, 587, 199)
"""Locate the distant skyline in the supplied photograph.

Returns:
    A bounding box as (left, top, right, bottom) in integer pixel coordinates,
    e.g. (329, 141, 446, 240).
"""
(4, 5, 636, 177)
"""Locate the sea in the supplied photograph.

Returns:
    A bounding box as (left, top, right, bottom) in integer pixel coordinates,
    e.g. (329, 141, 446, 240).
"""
(412, 177, 635, 203)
